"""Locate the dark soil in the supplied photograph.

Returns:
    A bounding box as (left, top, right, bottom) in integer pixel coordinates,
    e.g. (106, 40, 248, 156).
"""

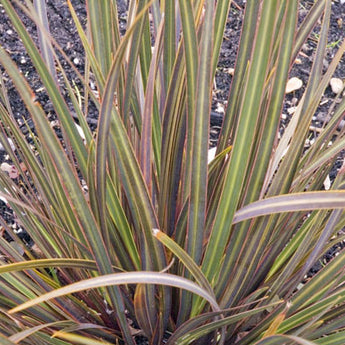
(1, 0, 344, 162)
(0, 1, 345, 343)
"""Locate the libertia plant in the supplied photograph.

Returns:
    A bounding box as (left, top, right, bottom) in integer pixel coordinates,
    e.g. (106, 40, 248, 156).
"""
(0, 0, 345, 344)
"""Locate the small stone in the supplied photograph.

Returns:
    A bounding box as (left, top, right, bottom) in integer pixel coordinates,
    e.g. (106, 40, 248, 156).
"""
(215, 103, 225, 114)
(330, 78, 344, 94)
(302, 43, 311, 53)
(6, 29, 13, 35)
(291, 97, 298, 106)
(73, 57, 80, 65)
(1, 163, 19, 179)
(287, 106, 297, 115)
(208, 147, 217, 164)
(227, 68, 235, 76)
(323, 175, 331, 190)
(50, 120, 59, 128)
(286, 77, 303, 93)
(0, 138, 15, 152)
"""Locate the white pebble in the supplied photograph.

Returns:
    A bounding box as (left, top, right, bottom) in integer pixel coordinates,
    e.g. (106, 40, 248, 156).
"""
(227, 68, 235, 76)
(0, 138, 15, 152)
(208, 147, 217, 164)
(287, 106, 297, 115)
(323, 175, 331, 190)
(330, 78, 344, 94)
(286, 77, 303, 93)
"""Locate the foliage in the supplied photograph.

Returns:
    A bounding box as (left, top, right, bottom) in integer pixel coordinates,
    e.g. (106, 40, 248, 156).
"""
(0, 0, 345, 344)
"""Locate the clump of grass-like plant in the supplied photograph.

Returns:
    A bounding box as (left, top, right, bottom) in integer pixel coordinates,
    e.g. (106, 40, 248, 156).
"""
(1, 0, 345, 344)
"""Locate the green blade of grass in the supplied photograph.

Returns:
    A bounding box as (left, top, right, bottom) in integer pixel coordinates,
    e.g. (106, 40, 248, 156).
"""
(214, 1, 298, 308)
(153, 229, 214, 296)
(67, 0, 105, 93)
(158, 42, 186, 236)
(212, 1, 231, 76)
(9, 271, 221, 315)
(233, 191, 345, 224)
(8, 321, 74, 343)
(255, 335, 317, 345)
(53, 332, 113, 345)
(32, 0, 57, 83)
(86, 0, 115, 78)
(139, 16, 164, 193)
(0, 40, 134, 344)
(163, 0, 175, 91)
(122, 0, 149, 123)
(0, 259, 102, 274)
(168, 301, 283, 345)
(186, 0, 213, 265)
(267, 1, 333, 196)
(2, 0, 88, 178)
(0, 334, 17, 345)
(314, 331, 345, 345)
(202, 0, 281, 285)
(216, 0, 260, 153)
(94, 0, 162, 269)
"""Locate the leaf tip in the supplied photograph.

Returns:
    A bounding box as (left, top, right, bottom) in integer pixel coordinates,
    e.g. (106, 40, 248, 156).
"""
(152, 228, 161, 237)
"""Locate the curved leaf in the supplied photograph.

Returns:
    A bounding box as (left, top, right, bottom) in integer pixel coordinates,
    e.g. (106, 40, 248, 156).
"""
(233, 191, 345, 224)
(9, 272, 221, 315)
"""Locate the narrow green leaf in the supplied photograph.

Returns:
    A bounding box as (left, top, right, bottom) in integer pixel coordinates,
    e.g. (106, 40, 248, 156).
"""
(255, 335, 317, 345)
(168, 301, 283, 345)
(67, 0, 105, 92)
(278, 293, 343, 334)
(53, 332, 113, 345)
(0, 334, 17, 345)
(122, 0, 149, 123)
(32, 0, 57, 82)
(9, 272, 221, 315)
(0, 259, 101, 274)
(86, 0, 115, 78)
(314, 331, 345, 345)
(186, 0, 214, 264)
(212, 1, 231, 76)
(163, 0, 175, 90)
(139, 16, 164, 192)
(153, 229, 214, 296)
(233, 191, 345, 224)
(178, 0, 198, 202)
(9, 321, 73, 343)
(215, 1, 299, 309)
(0, 37, 133, 345)
(202, 0, 281, 284)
